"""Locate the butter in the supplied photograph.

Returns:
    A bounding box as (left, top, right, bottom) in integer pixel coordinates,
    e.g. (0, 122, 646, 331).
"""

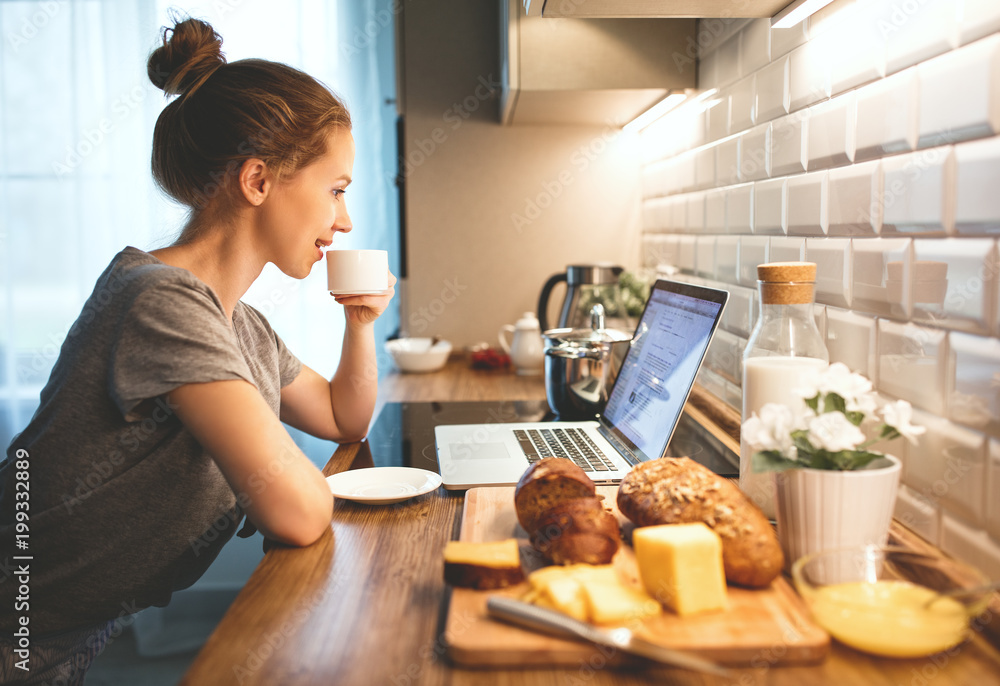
(808, 580, 968, 657)
(633, 523, 728, 616)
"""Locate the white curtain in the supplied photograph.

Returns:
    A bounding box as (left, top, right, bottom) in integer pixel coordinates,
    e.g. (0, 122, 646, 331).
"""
(0, 0, 401, 454)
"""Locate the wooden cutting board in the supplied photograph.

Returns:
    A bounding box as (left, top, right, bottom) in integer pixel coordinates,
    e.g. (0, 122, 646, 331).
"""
(444, 486, 829, 667)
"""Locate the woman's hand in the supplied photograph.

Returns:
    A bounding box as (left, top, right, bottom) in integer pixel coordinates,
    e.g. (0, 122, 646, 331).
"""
(332, 270, 397, 326)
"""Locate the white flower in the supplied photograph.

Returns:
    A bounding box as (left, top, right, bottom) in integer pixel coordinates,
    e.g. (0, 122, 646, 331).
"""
(743, 403, 799, 457)
(881, 400, 926, 444)
(846, 391, 879, 420)
(817, 362, 873, 401)
(806, 412, 866, 453)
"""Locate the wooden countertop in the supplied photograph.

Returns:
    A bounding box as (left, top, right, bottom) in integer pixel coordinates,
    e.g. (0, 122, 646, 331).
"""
(181, 359, 1000, 685)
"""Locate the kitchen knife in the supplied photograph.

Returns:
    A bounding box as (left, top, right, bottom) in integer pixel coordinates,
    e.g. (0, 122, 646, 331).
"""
(486, 596, 733, 678)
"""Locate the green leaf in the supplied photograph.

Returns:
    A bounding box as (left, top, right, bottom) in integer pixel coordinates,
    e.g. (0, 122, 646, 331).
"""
(804, 394, 820, 413)
(752, 451, 800, 473)
(845, 410, 865, 426)
(825, 392, 847, 415)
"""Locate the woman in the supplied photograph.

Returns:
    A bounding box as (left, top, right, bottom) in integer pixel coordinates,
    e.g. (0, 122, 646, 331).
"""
(0, 16, 394, 684)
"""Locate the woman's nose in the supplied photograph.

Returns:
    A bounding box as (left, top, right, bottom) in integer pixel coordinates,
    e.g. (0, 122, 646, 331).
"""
(335, 206, 352, 233)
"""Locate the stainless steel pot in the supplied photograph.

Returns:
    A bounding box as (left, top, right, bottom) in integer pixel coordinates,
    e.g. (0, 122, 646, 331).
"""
(543, 304, 632, 419)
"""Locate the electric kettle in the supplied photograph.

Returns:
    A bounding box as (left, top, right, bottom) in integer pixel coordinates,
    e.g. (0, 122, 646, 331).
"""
(537, 263, 632, 333)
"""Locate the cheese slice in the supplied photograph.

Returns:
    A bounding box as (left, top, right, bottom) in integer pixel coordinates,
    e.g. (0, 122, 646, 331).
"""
(633, 523, 728, 616)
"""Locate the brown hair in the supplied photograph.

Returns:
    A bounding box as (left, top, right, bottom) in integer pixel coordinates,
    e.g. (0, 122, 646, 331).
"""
(147, 17, 351, 227)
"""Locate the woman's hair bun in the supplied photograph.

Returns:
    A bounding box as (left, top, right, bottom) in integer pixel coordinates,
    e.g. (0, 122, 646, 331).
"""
(147, 17, 225, 96)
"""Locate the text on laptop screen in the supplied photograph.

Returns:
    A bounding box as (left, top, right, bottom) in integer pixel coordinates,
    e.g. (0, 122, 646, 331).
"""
(602, 287, 724, 460)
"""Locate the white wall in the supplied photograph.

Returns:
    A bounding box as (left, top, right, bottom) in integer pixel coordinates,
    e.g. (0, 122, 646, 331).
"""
(639, 0, 1000, 577)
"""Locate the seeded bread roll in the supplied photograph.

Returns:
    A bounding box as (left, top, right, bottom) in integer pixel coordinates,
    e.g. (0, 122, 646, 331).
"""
(530, 497, 620, 565)
(514, 458, 596, 535)
(617, 457, 783, 588)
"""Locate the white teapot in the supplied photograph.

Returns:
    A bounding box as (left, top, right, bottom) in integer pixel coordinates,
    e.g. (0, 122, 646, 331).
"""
(498, 312, 544, 376)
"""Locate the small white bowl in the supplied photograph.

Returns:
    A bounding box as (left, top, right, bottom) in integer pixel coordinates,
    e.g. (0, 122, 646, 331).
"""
(385, 337, 452, 373)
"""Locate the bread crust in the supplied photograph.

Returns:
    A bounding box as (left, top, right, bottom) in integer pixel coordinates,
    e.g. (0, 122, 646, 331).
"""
(530, 497, 620, 565)
(617, 457, 783, 587)
(514, 458, 595, 535)
(444, 562, 525, 590)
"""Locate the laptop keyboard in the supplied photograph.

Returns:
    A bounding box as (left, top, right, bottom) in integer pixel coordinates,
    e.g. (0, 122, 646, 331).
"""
(512, 427, 617, 472)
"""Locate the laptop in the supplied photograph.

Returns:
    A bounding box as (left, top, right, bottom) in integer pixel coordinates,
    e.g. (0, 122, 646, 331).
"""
(434, 279, 729, 489)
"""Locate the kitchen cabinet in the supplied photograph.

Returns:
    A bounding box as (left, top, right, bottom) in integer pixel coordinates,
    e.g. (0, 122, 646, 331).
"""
(501, 0, 697, 125)
(523, 0, 791, 18)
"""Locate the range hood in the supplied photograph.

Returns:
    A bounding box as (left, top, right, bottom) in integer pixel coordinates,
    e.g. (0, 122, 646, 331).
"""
(523, 0, 792, 18)
(501, 0, 697, 126)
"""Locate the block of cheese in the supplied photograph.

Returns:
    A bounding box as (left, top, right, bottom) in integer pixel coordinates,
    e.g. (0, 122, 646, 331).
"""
(526, 564, 660, 625)
(633, 523, 728, 616)
(443, 539, 525, 590)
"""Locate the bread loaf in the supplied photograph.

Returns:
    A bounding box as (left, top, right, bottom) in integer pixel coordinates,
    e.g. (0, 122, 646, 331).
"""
(514, 458, 595, 535)
(617, 457, 783, 588)
(530, 496, 620, 565)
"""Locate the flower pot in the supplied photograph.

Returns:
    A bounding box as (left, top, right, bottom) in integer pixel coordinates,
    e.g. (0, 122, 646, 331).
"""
(773, 455, 901, 569)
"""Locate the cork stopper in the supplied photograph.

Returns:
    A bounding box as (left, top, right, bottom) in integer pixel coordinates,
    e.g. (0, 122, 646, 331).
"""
(757, 261, 817, 305)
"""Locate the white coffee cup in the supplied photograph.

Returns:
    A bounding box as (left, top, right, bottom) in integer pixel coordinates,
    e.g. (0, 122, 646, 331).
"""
(326, 249, 389, 294)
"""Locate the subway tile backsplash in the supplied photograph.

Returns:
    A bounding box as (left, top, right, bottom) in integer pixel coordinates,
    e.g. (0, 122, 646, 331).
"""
(640, 0, 1000, 573)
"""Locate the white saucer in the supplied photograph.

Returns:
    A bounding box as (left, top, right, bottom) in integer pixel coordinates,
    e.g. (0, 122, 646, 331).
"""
(329, 289, 386, 296)
(326, 467, 443, 505)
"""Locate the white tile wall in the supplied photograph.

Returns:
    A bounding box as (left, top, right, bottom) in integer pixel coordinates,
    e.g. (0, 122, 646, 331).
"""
(727, 183, 754, 233)
(954, 135, 1000, 234)
(740, 123, 770, 181)
(738, 236, 768, 286)
(645, 6, 1000, 568)
(722, 284, 755, 338)
(755, 56, 789, 123)
(826, 0, 886, 95)
(881, 0, 959, 75)
(729, 75, 755, 134)
(753, 177, 786, 235)
(912, 238, 997, 333)
(878, 321, 947, 414)
(825, 307, 876, 380)
(940, 513, 1000, 580)
(696, 235, 715, 277)
(716, 135, 741, 186)
(880, 147, 955, 234)
(806, 237, 851, 307)
(806, 92, 855, 170)
(770, 113, 807, 176)
(788, 41, 831, 112)
(852, 237, 911, 318)
(714, 235, 739, 282)
(768, 236, 805, 264)
(854, 69, 918, 161)
(894, 484, 941, 544)
(960, 0, 1000, 45)
(828, 160, 882, 235)
(787, 171, 827, 236)
(917, 34, 1000, 148)
(705, 188, 727, 233)
(740, 19, 770, 76)
(686, 191, 706, 232)
(948, 331, 1000, 435)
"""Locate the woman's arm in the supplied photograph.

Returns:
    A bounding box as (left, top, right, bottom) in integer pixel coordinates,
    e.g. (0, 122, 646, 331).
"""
(169, 379, 333, 546)
(279, 273, 396, 442)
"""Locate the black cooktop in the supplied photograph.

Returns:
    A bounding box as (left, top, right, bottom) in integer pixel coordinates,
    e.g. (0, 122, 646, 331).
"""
(362, 401, 739, 478)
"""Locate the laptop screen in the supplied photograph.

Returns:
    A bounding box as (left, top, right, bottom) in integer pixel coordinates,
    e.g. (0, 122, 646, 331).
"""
(600, 279, 728, 463)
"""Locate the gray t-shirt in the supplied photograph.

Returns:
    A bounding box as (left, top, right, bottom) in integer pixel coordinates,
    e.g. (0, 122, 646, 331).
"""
(0, 247, 302, 634)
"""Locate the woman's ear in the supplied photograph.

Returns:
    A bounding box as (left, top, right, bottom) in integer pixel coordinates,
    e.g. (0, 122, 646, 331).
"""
(238, 158, 271, 206)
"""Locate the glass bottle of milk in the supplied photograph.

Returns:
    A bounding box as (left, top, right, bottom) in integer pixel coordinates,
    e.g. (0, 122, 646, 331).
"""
(741, 262, 828, 519)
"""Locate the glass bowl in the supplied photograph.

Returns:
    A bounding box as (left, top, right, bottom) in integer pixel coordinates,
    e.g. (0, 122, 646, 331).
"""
(791, 545, 993, 658)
